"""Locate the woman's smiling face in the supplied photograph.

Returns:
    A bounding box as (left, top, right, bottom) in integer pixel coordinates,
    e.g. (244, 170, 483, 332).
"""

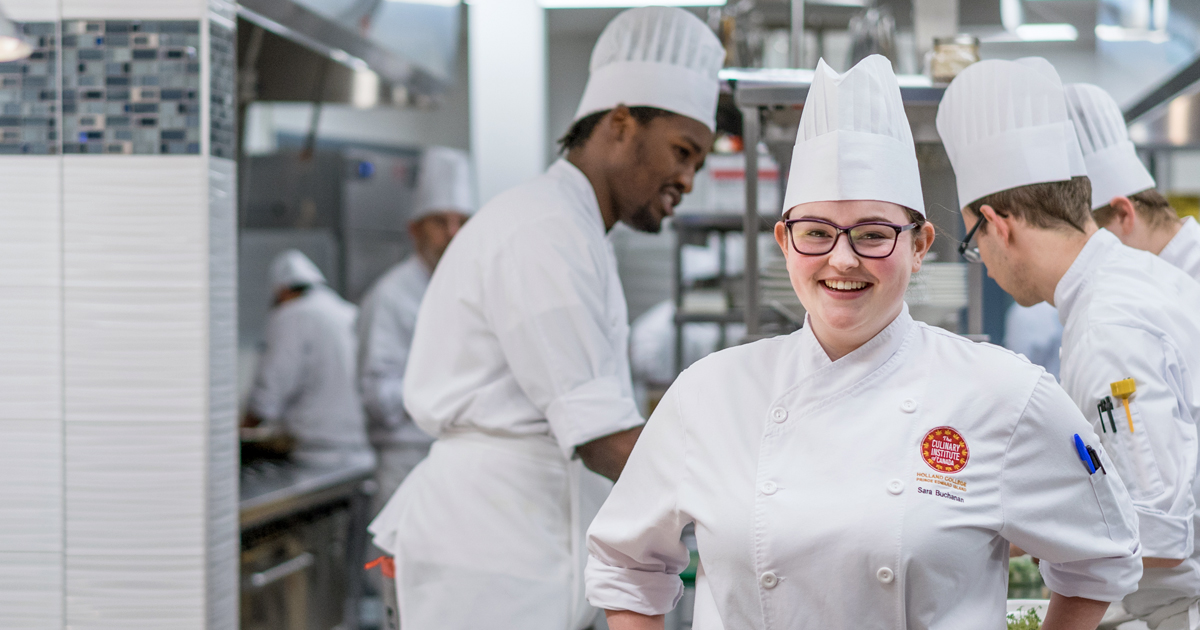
(774, 199, 935, 360)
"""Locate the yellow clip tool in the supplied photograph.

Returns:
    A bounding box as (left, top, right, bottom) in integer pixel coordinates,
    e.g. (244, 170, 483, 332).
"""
(1110, 378, 1137, 432)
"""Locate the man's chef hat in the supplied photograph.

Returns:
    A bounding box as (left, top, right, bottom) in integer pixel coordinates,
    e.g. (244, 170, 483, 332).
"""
(412, 146, 475, 221)
(1064, 83, 1156, 210)
(782, 55, 925, 216)
(574, 7, 725, 132)
(270, 249, 326, 292)
(936, 57, 1087, 208)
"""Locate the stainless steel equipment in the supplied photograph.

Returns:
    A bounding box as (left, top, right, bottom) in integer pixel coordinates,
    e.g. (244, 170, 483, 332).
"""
(722, 68, 980, 337)
(240, 458, 376, 630)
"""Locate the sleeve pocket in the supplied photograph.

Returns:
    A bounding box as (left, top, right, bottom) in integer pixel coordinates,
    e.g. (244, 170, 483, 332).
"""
(1098, 403, 1165, 501)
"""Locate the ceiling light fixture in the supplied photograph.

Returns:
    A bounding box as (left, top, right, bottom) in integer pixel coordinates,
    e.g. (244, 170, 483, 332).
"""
(0, 7, 32, 62)
(1095, 25, 1170, 43)
(1013, 23, 1078, 42)
(537, 0, 725, 7)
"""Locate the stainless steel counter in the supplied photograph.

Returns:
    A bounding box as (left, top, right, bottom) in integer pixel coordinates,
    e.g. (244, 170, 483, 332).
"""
(240, 458, 375, 529)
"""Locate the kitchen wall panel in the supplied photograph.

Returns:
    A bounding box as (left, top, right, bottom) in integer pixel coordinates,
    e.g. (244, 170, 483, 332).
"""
(0, 420, 62, 552)
(207, 155, 238, 630)
(63, 286, 206, 422)
(0, 552, 64, 629)
(66, 553, 204, 630)
(61, 0, 208, 20)
(65, 421, 205, 556)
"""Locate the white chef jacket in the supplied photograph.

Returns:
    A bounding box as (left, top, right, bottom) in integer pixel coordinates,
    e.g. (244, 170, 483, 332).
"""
(370, 158, 643, 630)
(357, 254, 435, 447)
(1057, 229, 1200, 619)
(1159, 216, 1200, 282)
(1004, 301, 1063, 379)
(402, 158, 644, 455)
(249, 286, 372, 454)
(587, 306, 1143, 628)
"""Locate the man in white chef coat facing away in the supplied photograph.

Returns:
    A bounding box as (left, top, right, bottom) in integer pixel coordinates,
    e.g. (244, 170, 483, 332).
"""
(367, 7, 724, 630)
(357, 146, 474, 515)
(1065, 83, 1200, 281)
(247, 250, 374, 468)
(939, 58, 1200, 629)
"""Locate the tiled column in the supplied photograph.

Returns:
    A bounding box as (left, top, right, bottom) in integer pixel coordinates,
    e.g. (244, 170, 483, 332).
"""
(0, 1, 237, 628)
(0, 5, 65, 629)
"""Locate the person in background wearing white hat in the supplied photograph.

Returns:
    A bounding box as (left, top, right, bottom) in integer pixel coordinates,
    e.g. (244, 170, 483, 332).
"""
(1067, 83, 1200, 280)
(940, 58, 1200, 629)
(245, 249, 374, 468)
(587, 55, 1141, 630)
(356, 146, 474, 516)
(366, 8, 723, 629)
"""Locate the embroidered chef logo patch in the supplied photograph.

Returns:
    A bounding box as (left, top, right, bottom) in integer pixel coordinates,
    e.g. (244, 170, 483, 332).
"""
(921, 427, 969, 474)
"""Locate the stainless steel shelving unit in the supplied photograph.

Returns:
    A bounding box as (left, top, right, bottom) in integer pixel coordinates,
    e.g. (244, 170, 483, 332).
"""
(724, 67, 983, 338)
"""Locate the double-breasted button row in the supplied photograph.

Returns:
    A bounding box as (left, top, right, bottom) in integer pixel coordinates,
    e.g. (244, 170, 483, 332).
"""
(887, 479, 905, 495)
(900, 398, 918, 413)
(876, 567, 895, 583)
(770, 407, 788, 423)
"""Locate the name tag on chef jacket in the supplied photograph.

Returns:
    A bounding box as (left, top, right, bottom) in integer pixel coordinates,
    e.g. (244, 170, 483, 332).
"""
(914, 426, 969, 504)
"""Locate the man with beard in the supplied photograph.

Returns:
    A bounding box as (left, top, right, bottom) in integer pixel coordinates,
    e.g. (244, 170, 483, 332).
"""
(367, 7, 723, 630)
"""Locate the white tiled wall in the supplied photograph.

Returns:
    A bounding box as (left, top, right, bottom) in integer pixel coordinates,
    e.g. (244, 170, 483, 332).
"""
(0, 3, 237, 628)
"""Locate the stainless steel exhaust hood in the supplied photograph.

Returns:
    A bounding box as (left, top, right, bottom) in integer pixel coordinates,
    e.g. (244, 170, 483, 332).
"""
(1127, 54, 1200, 149)
(238, 0, 460, 105)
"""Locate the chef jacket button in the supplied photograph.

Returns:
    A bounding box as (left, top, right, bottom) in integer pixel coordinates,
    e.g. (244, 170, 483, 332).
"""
(770, 407, 788, 423)
(759, 571, 779, 589)
(900, 399, 918, 413)
(876, 567, 895, 584)
(887, 479, 904, 495)
(761, 481, 778, 495)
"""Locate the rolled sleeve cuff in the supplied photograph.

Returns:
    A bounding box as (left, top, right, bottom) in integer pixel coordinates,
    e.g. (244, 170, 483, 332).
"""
(546, 376, 644, 458)
(1137, 508, 1194, 560)
(584, 555, 684, 615)
(1040, 542, 1143, 602)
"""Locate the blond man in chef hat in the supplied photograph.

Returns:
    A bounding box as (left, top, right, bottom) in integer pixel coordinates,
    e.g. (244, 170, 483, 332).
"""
(940, 58, 1200, 629)
(1066, 84, 1200, 280)
(368, 7, 724, 630)
(587, 55, 1142, 630)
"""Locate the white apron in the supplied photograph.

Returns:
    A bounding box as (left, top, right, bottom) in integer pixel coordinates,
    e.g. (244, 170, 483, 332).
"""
(371, 431, 612, 630)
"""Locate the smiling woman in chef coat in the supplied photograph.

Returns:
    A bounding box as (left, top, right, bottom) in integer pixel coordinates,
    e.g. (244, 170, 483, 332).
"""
(584, 55, 1143, 630)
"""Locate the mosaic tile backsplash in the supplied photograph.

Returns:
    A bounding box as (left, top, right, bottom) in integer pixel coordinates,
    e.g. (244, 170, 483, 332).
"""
(210, 21, 235, 160)
(0, 23, 58, 155)
(62, 20, 203, 155)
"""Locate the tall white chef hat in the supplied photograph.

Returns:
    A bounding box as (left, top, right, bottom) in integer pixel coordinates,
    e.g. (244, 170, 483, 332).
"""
(782, 55, 925, 216)
(1064, 83, 1156, 210)
(412, 146, 475, 221)
(574, 7, 725, 132)
(269, 249, 326, 292)
(936, 57, 1087, 207)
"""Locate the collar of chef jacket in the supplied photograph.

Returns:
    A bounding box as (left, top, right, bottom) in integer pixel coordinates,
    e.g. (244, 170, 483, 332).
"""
(546, 158, 607, 241)
(791, 304, 915, 411)
(1053, 228, 1120, 326)
(1159, 216, 1200, 282)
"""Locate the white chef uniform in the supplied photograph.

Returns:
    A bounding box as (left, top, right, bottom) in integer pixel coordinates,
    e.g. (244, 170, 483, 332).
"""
(356, 255, 434, 504)
(588, 306, 1142, 628)
(250, 250, 374, 468)
(1056, 230, 1200, 627)
(1160, 217, 1200, 281)
(587, 53, 1141, 628)
(1064, 84, 1200, 285)
(940, 59, 1200, 629)
(357, 146, 475, 513)
(368, 11, 722, 626)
